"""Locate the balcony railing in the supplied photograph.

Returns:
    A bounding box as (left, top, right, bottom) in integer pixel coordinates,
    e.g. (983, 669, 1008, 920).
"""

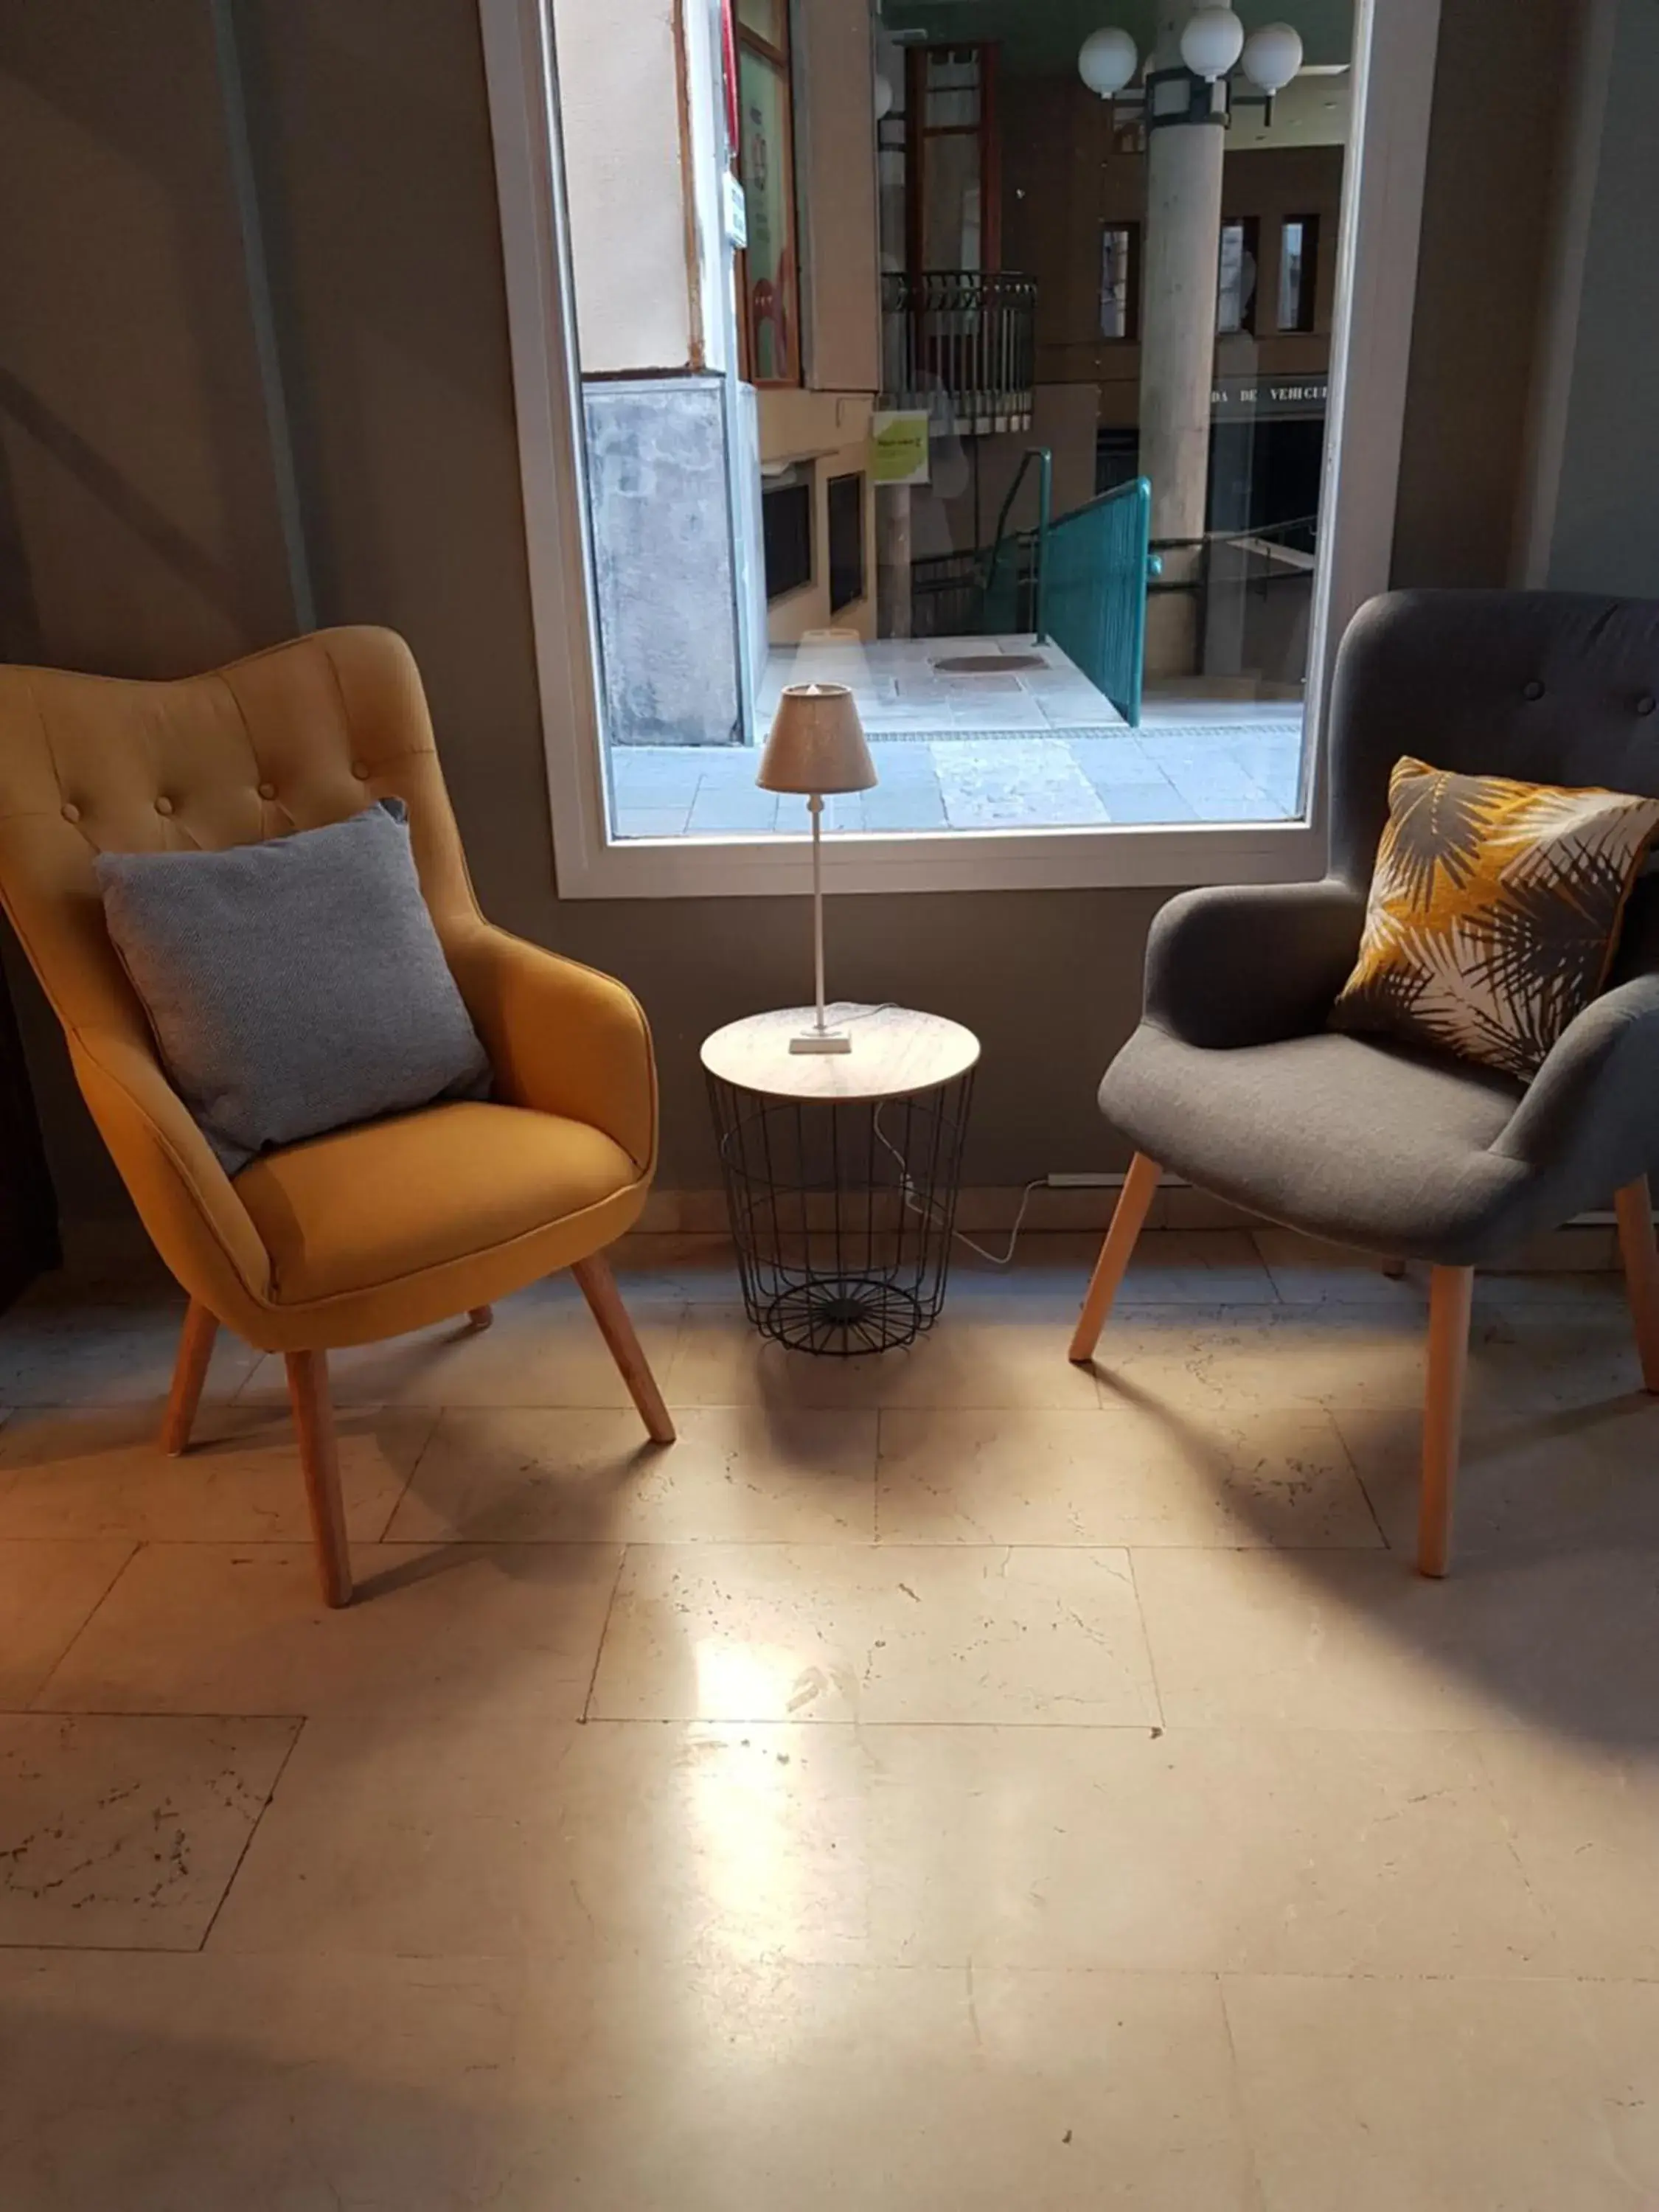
(880, 270, 1037, 439)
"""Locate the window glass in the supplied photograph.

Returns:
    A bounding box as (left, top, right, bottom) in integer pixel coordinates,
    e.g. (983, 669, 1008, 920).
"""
(924, 52, 981, 131)
(739, 44, 800, 383)
(763, 468, 813, 602)
(1217, 219, 1258, 335)
(922, 131, 983, 268)
(827, 473, 866, 613)
(737, 0, 785, 51)
(543, 0, 1354, 848)
(1277, 215, 1318, 331)
(1100, 223, 1135, 340)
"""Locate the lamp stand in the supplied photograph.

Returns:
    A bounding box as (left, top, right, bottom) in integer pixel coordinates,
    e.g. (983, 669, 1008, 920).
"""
(790, 793, 850, 1054)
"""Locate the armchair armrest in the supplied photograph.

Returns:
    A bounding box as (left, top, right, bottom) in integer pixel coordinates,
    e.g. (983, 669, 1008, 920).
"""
(1144, 878, 1367, 1050)
(69, 1026, 271, 1306)
(445, 925, 657, 1175)
(1492, 973, 1659, 1183)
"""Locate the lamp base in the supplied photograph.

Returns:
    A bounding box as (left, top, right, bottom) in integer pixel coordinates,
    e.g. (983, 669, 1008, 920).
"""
(789, 1029, 852, 1055)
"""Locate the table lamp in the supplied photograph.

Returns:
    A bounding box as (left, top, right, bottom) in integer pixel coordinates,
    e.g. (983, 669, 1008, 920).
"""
(757, 681, 877, 1054)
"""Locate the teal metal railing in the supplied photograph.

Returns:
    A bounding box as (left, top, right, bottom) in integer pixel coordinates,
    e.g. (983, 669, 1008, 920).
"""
(908, 461, 1154, 726)
(982, 473, 1153, 726)
(1044, 476, 1153, 728)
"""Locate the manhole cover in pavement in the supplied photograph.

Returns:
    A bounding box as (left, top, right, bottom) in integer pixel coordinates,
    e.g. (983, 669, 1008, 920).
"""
(931, 653, 1048, 674)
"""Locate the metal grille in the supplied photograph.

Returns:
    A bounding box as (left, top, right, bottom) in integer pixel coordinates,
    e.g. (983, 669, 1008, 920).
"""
(880, 270, 1037, 438)
(706, 1070, 975, 1355)
(909, 549, 986, 639)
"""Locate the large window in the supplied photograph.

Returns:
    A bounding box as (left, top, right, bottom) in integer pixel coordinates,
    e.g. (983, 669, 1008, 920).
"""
(736, 0, 800, 384)
(485, 0, 1439, 895)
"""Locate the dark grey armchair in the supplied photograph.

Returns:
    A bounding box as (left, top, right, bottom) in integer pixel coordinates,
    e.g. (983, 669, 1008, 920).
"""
(1071, 589, 1659, 1575)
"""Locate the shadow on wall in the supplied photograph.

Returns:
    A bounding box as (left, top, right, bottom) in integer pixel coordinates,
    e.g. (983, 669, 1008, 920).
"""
(0, 2, 304, 676)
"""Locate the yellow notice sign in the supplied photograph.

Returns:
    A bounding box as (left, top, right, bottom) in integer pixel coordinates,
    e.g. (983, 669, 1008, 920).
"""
(871, 411, 931, 487)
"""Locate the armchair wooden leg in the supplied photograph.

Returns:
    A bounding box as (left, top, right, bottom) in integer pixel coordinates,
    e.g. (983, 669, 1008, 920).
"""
(572, 1252, 675, 1445)
(1418, 1265, 1474, 1579)
(160, 1299, 218, 1456)
(1614, 1176, 1659, 1392)
(285, 1350, 352, 1609)
(1069, 1153, 1161, 1363)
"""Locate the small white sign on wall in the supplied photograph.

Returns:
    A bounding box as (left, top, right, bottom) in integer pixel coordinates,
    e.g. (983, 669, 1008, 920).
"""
(722, 170, 748, 250)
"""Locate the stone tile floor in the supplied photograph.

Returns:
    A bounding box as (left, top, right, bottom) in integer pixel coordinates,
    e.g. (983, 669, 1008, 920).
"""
(3, 1228, 1658, 2205)
(611, 637, 1306, 836)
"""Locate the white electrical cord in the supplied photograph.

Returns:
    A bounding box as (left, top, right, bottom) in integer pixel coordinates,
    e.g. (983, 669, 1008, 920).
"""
(872, 1103, 1046, 1268)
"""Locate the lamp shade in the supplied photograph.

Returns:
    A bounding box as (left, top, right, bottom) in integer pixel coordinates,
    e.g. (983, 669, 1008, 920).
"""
(1240, 21, 1303, 92)
(1077, 27, 1138, 97)
(1180, 5, 1245, 81)
(757, 684, 878, 796)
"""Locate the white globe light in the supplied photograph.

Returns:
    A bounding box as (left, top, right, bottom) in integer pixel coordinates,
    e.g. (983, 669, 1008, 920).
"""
(873, 70, 894, 120)
(1180, 5, 1246, 82)
(1077, 27, 1138, 98)
(1241, 21, 1304, 94)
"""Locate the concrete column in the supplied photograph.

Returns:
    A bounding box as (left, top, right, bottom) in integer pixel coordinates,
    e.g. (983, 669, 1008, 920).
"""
(877, 485, 914, 638)
(1138, 1, 1225, 678)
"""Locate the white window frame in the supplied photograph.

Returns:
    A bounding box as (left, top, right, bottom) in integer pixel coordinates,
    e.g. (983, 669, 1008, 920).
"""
(479, 0, 1441, 900)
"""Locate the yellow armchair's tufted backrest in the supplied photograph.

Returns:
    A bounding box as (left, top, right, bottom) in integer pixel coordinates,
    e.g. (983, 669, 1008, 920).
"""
(0, 626, 481, 1049)
(0, 627, 498, 1323)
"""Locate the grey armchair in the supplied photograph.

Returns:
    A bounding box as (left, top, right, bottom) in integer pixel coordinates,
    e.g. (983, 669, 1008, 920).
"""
(1071, 589, 1659, 1576)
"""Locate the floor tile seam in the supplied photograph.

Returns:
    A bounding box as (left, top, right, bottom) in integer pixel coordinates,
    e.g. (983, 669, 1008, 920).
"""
(7, 1714, 1628, 1744)
(195, 1711, 307, 1954)
(1323, 1406, 1397, 1552)
(369, 1406, 442, 1543)
(15, 1952, 1654, 1984)
(1211, 1970, 1272, 2211)
(19, 1540, 142, 1714)
(580, 1544, 630, 1724)
(159, 1717, 1627, 1742)
(566, 1711, 1659, 1739)
(1123, 1548, 1167, 1733)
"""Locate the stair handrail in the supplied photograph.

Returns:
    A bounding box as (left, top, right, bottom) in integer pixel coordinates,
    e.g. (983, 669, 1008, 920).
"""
(982, 445, 1054, 643)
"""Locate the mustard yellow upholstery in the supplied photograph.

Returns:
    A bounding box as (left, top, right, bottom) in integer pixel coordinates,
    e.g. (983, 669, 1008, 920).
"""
(0, 627, 657, 1352)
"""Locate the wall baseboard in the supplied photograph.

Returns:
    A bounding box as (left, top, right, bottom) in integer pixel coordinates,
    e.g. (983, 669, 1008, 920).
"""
(633, 1184, 1626, 1270)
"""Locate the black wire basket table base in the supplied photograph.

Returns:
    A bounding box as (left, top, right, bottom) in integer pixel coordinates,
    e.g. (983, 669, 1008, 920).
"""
(701, 1007, 980, 1358)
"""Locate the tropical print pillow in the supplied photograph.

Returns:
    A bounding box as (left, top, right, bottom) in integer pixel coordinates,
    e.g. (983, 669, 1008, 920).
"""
(1329, 756, 1659, 1081)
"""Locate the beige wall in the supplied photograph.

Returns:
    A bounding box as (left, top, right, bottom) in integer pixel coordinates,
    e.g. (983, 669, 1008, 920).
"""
(794, 0, 880, 397)
(757, 388, 878, 644)
(754, 0, 882, 648)
(552, 0, 696, 373)
(0, 0, 1579, 1223)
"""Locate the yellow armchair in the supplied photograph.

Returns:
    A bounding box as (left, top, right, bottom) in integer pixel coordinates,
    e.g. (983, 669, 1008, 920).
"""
(0, 626, 673, 1605)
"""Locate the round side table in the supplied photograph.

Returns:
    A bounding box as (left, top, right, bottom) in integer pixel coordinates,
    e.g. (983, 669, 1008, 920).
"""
(701, 1004, 980, 1356)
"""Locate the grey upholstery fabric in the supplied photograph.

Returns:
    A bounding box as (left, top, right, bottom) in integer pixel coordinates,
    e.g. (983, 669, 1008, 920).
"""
(1098, 590, 1659, 1264)
(97, 799, 490, 1175)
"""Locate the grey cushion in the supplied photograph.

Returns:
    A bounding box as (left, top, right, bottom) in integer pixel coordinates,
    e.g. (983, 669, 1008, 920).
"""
(97, 799, 490, 1175)
(1102, 1023, 1531, 1263)
(1097, 590, 1659, 1267)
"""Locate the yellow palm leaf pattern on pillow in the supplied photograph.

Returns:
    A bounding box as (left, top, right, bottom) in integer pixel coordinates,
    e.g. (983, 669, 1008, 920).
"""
(1329, 756, 1659, 1080)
